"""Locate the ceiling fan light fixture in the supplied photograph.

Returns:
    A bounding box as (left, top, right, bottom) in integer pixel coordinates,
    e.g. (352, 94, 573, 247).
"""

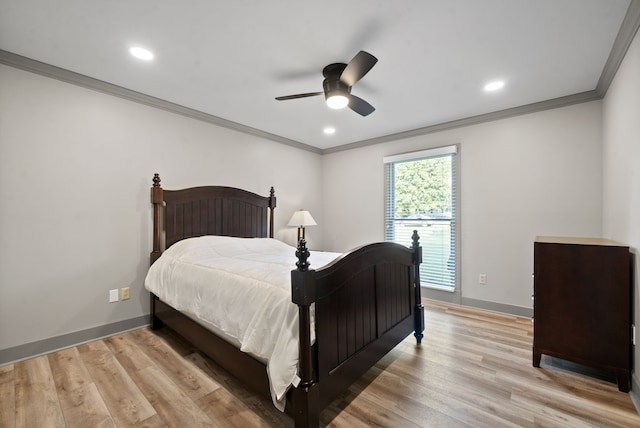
(326, 94, 349, 109)
(323, 77, 350, 109)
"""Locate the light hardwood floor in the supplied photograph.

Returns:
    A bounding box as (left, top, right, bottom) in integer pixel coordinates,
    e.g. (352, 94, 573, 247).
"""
(1, 300, 639, 427)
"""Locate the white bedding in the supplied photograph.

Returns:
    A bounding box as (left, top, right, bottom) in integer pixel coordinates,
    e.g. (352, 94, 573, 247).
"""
(144, 235, 340, 410)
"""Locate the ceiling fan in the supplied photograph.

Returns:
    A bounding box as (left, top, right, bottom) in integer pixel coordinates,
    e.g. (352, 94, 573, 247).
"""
(275, 50, 378, 116)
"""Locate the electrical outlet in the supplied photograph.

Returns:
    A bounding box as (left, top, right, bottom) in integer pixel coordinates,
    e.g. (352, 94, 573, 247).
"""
(109, 289, 119, 303)
(121, 287, 130, 300)
(479, 273, 487, 285)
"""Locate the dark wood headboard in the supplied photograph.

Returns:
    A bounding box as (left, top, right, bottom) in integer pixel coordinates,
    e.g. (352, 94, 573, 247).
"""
(150, 173, 276, 264)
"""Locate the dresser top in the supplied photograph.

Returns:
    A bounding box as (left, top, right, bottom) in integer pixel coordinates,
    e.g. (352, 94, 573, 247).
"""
(535, 236, 626, 247)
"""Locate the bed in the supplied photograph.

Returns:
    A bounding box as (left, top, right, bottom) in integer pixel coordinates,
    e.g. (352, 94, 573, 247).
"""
(146, 173, 425, 427)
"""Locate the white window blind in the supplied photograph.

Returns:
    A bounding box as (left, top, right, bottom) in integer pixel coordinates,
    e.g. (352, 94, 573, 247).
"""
(384, 145, 458, 289)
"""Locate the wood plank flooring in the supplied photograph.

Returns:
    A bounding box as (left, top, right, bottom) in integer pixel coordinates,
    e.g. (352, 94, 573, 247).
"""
(1, 300, 639, 427)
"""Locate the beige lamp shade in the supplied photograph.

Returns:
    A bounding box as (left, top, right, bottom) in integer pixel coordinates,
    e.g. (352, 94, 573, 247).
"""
(288, 210, 317, 241)
(287, 210, 317, 227)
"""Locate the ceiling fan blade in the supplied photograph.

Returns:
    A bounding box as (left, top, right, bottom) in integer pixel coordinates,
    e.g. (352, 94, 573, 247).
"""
(275, 92, 323, 101)
(348, 94, 375, 116)
(340, 51, 378, 87)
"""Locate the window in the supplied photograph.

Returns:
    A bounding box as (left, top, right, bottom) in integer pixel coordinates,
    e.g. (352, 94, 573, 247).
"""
(384, 145, 458, 290)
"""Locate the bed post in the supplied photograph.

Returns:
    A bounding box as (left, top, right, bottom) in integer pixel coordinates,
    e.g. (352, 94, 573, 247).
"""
(150, 173, 164, 330)
(290, 239, 320, 428)
(151, 173, 163, 264)
(268, 186, 276, 239)
(412, 230, 425, 344)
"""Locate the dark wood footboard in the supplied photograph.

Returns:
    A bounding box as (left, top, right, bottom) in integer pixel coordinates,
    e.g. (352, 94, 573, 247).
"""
(290, 234, 423, 426)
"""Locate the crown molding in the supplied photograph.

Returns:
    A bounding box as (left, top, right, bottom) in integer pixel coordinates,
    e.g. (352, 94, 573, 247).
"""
(322, 91, 600, 154)
(0, 50, 322, 155)
(2, 0, 639, 156)
(596, 0, 640, 96)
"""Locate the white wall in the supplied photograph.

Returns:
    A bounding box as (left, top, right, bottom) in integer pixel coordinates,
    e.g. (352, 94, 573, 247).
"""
(602, 28, 640, 395)
(0, 64, 324, 352)
(0, 55, 618, 357)
(322, 102, 604, 311)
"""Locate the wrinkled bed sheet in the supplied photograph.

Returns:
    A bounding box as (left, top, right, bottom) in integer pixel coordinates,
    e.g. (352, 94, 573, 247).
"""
(144, 235, 340, 410)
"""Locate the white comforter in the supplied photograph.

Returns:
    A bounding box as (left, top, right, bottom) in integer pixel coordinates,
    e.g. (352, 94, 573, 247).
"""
(144, 236, 340, 410)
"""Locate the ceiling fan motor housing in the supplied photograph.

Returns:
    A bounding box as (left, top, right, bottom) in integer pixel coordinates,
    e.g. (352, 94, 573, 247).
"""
(323, 78, 351, 100)
(323, 63, 351, 100)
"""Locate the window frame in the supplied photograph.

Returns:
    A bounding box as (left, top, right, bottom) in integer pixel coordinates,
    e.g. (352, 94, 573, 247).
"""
(383, 145, 459, 293)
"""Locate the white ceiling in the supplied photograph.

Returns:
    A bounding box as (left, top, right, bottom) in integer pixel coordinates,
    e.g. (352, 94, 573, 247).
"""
(0, 0, 635, 151)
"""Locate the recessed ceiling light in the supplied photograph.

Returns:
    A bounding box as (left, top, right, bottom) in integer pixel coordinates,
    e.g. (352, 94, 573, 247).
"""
(484, 80, 505, 92)
(129, 46, 154, 61)
(323, 127, 336, 135)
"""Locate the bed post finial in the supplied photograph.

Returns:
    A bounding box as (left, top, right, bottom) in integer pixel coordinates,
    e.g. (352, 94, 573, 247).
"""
(295, 239, 310, 272)
(411, 229, 420, 252)
(153, 173, 161, 187)
(411, 230, 425, 344)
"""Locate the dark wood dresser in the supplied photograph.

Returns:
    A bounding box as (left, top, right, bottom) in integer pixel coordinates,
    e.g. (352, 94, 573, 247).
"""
(533, 236, 631, 392)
